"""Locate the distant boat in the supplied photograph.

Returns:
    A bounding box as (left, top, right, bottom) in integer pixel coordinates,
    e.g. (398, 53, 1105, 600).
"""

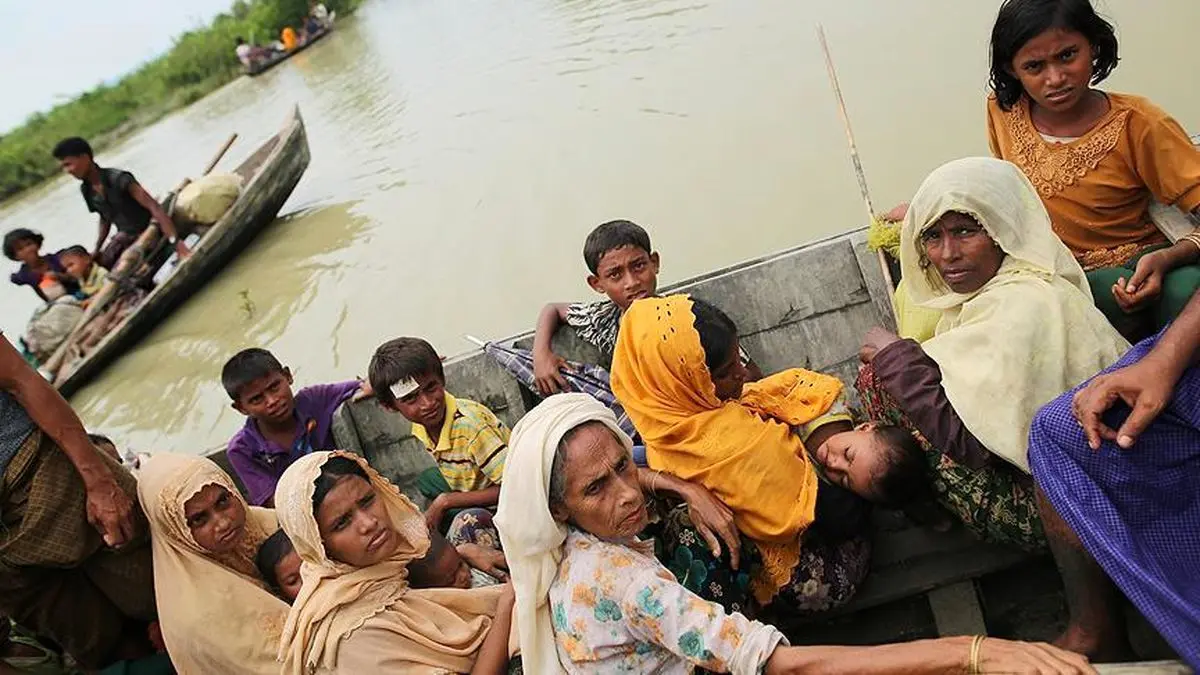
(45, 106, 311, 396)
(245, 14, 337, 77)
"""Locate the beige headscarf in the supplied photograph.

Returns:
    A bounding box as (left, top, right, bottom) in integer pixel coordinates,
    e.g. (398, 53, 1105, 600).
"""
(900, 157, 1129, 471)
(494, 393, 632, 675)
(274, 451, 502, 674)
(137, 453, 288, 675)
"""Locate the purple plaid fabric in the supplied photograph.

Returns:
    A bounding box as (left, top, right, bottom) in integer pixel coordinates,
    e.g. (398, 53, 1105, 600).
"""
(484, 343, 640, 442)
(1029, 331, 1200, 668)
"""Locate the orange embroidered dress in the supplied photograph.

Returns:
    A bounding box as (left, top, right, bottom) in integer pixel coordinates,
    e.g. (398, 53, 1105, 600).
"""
(987, 92, 1200, 271)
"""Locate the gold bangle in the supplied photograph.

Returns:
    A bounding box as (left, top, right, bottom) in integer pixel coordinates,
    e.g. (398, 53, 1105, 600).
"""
(968, 634, 986, 675)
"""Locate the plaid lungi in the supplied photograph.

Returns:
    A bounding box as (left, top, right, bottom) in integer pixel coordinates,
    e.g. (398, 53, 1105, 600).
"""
(0, 431, 155, 668)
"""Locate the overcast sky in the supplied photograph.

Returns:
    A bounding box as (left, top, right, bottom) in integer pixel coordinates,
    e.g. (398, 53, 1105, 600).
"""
(1, 0, 235, 132)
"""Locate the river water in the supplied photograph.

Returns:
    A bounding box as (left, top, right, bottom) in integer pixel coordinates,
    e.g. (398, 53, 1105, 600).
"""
(1, 0, 1197, 455)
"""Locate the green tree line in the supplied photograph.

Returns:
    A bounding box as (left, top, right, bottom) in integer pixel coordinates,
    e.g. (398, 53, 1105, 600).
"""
(0, 0, 362, 202)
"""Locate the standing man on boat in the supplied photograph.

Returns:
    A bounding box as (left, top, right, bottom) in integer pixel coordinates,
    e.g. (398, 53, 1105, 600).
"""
(52, 137, 191, 270)
(0, 334, 157, 668)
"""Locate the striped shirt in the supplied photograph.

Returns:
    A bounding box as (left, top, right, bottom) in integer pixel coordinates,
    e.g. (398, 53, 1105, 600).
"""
(411, 393, 510, 492)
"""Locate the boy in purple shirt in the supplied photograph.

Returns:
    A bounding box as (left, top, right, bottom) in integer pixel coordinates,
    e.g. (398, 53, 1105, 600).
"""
(223, 348, 368, 506)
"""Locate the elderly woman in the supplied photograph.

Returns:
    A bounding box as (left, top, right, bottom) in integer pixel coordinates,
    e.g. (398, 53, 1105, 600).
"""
(496, 393, 1095, 674)
(1029, 289, 1200, 664)
(273, 451, 515, 674)
(855, 157, 1129, 550)
(138, 453, 289, 674)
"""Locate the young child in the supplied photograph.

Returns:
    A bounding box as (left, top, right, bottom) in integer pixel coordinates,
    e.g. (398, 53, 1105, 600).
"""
(408, 530, 504, 590)
(52, 136, 190, 269)
(256, 529, 303, 603)
(4, 228, 78, 302)
(59, 245, 107, 302)
(531, 219, 762, 395)
(223, 348, 368, 507)
(368, 338, 510, 532)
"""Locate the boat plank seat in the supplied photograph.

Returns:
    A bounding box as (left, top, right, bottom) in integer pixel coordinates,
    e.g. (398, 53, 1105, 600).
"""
(323, 231, 1039, 639)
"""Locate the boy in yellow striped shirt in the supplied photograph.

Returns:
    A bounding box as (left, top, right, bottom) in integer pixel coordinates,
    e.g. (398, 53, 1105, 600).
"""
(369, 337, 510, 532)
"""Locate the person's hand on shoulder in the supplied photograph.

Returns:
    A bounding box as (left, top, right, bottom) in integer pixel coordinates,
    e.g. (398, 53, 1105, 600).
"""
(680, 481, 741, 570)
(424, 493, 450, 533)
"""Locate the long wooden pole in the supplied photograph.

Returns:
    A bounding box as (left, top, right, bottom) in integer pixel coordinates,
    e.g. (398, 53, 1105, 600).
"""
(816, 25, 896, 293)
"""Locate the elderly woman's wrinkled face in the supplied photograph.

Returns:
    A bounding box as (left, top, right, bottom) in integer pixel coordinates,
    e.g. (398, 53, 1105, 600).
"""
(551, 422, 648, 540)
(920, 212, 1005, 294)
(185, 484, 247, 554)
(316, 475, 399, 567)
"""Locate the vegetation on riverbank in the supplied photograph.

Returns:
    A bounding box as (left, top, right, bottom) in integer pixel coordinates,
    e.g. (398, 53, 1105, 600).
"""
(0, 0, 361, 202)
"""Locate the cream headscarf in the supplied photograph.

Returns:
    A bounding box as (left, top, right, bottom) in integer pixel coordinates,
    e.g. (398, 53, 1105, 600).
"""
(137, 454, 288, 675)
(494, 393, 632, 675)
(274, 451, 503, 674)
(900, 157, 1129, 471)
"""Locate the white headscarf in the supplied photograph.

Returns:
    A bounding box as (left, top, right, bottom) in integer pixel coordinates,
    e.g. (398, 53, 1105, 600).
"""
(494, 394, 633, 675)
(900, 157, 1129, 471)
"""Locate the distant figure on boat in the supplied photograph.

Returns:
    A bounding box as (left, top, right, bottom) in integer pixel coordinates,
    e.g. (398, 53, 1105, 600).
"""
(368, 337, 510, 532)
(985, 0, 1200, 340)
(0, 334, 156, 669)
(310, 1, 331, 28)
(1030, 288, 1200, 666)
(281, 25, 299, 52)
(58, 245, 107, 305)
(235, 36, 271, 67)
(222, 347, 369, 508)
(51, 136, 191, 269)
(3, 228, 79, 302)
(856, 157, 1128, 552)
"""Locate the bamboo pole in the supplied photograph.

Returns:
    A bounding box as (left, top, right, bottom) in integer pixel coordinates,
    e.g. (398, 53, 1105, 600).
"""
(816, 25, 896, 294)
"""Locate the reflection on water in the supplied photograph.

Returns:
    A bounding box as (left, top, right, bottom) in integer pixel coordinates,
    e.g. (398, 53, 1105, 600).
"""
(0, 0, 1198, 454)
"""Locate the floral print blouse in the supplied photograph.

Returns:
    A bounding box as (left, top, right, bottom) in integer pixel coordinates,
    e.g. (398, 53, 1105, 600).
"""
(549, 528, 786, 674)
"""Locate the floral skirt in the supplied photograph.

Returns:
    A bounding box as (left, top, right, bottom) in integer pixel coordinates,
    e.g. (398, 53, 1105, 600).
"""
(855, 363, 1045, 552)
(648, 502, 869, 618)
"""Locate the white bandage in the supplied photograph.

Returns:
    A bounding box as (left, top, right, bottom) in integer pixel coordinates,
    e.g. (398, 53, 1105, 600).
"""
(389, 378, 419, 399)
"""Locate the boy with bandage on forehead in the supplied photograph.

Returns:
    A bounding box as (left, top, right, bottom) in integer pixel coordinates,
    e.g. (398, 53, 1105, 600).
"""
(369, 337, 511, 532)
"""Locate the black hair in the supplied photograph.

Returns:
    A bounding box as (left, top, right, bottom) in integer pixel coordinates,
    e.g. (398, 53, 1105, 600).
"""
(690, 297, 739, 373)
(3, 228, 44, 260)
(311, 455, 370, 513)
(59, 245, 90, 259)
(255, 529, 296, 590)
(582, 220, 653, 275)
(236, 36, 246, 45)
(368, 337, 444, 407)
(52, 137, 94, 160)
(989, 0, 1119, 110)
(221, 348, 286, 400)
(406, 530, 453, 589)
(871, 425, 933, 509)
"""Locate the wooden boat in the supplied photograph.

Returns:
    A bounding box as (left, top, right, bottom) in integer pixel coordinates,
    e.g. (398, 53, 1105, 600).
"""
(245, 18, 335, 77)
(48, 106, 311, 396)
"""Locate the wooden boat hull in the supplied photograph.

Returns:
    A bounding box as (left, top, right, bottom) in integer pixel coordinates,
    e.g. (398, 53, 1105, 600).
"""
(245, 25, 333, 77)
(55, 106, 311, 396)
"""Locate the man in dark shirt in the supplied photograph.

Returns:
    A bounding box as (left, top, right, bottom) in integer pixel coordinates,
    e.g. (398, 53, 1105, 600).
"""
(51, 137, 191, 270)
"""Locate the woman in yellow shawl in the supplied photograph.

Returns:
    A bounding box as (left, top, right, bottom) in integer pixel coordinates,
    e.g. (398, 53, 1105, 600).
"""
(273, 450, 516, 674)
(855, 156, 1129, 551)
(137, 453, 289, 675)
(611, 295, 932, 611)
